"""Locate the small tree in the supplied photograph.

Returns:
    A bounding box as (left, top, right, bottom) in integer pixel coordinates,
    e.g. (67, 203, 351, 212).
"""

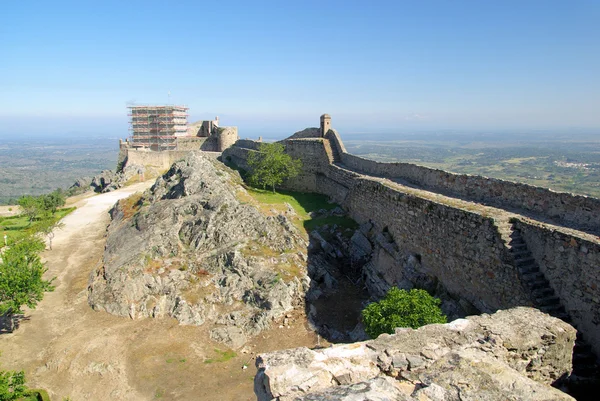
(0, 238, 54, 318)
(16, 196, 41, 225)
(247, 143, 302, 193)
(362, 288, 446, 338)
(40, 189, 66, 216)
(0, 369, 27, 401)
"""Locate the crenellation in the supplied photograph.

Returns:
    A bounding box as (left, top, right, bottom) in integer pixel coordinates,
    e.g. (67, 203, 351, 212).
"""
(222, 113, 600, 359)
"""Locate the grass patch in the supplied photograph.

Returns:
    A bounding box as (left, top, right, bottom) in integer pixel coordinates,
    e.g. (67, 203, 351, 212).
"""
(0, 207, 76, 244)
(246, 188, 335, 219)
(204, 348, 236, 364)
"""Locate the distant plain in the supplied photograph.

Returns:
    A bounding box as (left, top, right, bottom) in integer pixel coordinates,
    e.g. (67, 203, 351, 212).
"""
(0, 135, 117, 204)
(1, 131, 599, 204)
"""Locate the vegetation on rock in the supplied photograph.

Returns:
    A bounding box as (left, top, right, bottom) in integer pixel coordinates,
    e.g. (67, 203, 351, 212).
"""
(247, 143, 302, 192)
(362, 288, 446, 338)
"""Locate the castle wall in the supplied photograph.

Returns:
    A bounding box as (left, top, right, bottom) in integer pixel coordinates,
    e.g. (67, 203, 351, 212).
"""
(125, 149, 191, 170)
(175, 137, 209, 150)
(280, 137, 531, 311)
(340, 152, 600, 233)
(514, 219, 600, 355)
(224, 135, 600, 350)
(217, 127, 239, 151)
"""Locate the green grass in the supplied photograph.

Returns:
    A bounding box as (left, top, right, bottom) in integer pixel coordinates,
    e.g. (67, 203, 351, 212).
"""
(246, 188, 335, 219)
(243, 187, 359, 239)
(20, 389, 51, 401)
(204, 348, 236, 364)
(0, 207, 76, 245)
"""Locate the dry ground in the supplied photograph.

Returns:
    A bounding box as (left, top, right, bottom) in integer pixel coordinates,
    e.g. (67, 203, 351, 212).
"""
(0, 182, 319, 401)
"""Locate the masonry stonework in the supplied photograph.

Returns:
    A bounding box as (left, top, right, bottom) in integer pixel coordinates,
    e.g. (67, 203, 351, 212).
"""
(222, 116, 600, 358)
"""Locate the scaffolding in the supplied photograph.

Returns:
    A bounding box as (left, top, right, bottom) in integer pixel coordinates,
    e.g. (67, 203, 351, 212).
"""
(128, 105, 189, 151)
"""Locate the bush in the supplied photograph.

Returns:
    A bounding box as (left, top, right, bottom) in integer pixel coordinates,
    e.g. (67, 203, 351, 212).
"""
(0, 369, 27, 400)
(362, 288, 446, 338)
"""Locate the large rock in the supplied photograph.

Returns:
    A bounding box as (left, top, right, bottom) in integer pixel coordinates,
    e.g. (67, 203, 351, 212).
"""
(89, 164, 148, 193)
(88, 152, 309, 347)
(254, 307, 576, 400)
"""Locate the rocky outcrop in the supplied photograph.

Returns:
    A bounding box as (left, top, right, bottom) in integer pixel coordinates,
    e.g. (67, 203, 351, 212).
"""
(89, 164, 147, 193)
(88, 152, 309, 347)
(254, 307, 576, 400)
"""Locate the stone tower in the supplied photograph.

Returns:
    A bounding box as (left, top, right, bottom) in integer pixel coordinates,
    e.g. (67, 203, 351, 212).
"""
(320, 114, 331, 137)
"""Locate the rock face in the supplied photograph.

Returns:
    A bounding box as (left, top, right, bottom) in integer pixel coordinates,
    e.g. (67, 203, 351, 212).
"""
(89, 164, 147, 193)
(88, 152, 309, 347)
(254, 307, 576, 400)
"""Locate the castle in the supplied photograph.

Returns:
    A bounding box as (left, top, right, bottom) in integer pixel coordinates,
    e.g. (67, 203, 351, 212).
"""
(221, 114, 600, 376)
(117, 112, 599, 378)
(118, 106, 238, 170)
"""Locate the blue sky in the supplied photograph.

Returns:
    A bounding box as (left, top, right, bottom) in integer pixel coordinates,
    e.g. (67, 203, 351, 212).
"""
(1, 0, 599, 137)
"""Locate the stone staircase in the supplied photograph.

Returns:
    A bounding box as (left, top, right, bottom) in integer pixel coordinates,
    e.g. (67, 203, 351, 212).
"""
(509, 226, 600, 398)
(326, 138, 342, 164)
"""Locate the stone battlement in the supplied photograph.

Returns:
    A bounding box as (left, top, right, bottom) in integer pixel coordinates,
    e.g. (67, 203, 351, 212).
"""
(222, 117, 600, 359)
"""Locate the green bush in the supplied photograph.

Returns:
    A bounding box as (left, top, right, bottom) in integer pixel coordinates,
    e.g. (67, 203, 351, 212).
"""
(362, 288, 447, 338)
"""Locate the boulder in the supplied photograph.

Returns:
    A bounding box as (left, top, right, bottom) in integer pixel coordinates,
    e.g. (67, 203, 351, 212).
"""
(254, 307, 576, 400)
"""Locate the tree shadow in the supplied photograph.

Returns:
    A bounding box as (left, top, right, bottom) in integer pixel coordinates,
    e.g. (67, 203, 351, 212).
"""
(0, 313, 29, 334)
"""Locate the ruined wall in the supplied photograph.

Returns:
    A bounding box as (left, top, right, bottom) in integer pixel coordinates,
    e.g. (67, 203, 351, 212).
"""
(125, 149, 190, 170)
(514, 219, 600, 356)
(224, 136, 600, 350)
(226, 137, 531, 312)
(344, 176, 530, 312)
(340, 153, 600, 233)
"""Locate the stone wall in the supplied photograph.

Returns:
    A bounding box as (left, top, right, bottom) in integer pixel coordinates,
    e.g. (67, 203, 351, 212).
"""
(224, 134, 600, 353)
(514, 218, 600, 356)
(340, 152, 600, 233)
(325, 165, 531, 312)
(217, 127, 239, 151)
(125, 149, 190, 170)
(175, 137, 208, 151)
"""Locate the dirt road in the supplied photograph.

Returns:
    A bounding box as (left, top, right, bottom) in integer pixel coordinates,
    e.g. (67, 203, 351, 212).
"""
(0, 183, 317, 400)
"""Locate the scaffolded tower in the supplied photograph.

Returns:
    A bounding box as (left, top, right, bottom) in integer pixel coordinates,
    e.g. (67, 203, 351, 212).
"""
(128, 105, 189, 151)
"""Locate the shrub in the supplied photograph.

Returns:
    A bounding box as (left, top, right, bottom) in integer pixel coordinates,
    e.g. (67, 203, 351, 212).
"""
(362, 288, 446, 338)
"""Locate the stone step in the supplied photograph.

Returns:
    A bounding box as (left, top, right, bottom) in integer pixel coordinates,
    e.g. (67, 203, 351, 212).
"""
(510, 242, 527, 250)
(552, 311, 571, 323)
(531, 287, 554, 299)
(535, 295, 561, 306)
(522, 271, 545, 282)
(574, 351, 598, 365)
(525, 278, 550, 290)
(575, 341, 592, 354)
(515, 256, 536, 266)
(540, 304, 566, 314)
(572, 363, 600, 377)
(511, 249, 531, 259)
(518, 264, 538, 275)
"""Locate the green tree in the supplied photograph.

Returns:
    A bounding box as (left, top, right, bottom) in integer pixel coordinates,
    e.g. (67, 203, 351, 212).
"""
(37, 219, 64, 250)
(247, 143, 302, 193)
(362, 288, 446, 338)
(43, 189, 66, 215)
(16, 196, 41, 225)
(0, 238, 54, 317)
(0, 369, 27, 401)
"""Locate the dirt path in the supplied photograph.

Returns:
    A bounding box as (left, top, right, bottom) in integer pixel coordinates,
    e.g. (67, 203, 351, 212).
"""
(0, 183, 318, 400)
